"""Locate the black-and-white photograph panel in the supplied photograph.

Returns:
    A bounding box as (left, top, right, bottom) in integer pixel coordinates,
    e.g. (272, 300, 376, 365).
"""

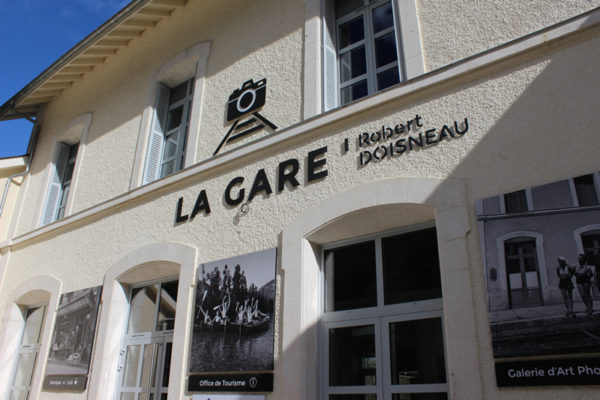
(476, 171, 600, 358)
(43, 286, 102, 389)
(189, 248, 276, 373)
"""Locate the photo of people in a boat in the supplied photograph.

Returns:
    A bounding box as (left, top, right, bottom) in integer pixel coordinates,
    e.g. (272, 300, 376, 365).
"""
(189, 248, 276, 373)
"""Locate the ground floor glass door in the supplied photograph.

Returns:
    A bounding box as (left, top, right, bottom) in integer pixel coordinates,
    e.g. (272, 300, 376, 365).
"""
(117, 279, 178, 400)
(118, 333, 172, 400)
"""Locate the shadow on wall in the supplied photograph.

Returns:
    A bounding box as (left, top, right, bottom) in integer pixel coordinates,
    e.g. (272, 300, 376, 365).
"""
(270, 16, 600, 400)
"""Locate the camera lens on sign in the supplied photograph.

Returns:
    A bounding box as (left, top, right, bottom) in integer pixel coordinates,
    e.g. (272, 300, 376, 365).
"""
(237, 90, 256, 113)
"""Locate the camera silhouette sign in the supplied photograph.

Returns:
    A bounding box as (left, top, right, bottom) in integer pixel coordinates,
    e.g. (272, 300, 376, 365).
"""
(214, 78, 277, 156)
(227, 79, 267, 122)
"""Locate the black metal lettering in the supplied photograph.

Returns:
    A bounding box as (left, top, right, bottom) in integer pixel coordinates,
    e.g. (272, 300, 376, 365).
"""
(425, 128, 437, 145)
(360, 151, 372, 166)
(395, 138, 407, 154)
(307, 146, 328, 182)
(408, 133, 424, 150)
(190, 190, 211, 219)
(224, 176, 245, 206)
(438, 124, 454, 141)
(455, 118, 469, 135)
(373, 145, 387, 160)
(277, 158, 300, 192)
(415, 114, 423, 128)
(248, 169, 273, 202)
(175, 197, 189, 224)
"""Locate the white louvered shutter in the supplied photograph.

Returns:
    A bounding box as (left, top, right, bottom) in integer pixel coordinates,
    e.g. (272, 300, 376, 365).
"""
(323, 0, 338, 111)
(160, 130, 180, 178)
(142, 84, 170, 184)
(40, 143, 69, 226)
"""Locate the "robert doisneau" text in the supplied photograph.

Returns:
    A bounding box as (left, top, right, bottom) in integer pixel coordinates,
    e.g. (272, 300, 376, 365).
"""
(358, 115, 469, 166)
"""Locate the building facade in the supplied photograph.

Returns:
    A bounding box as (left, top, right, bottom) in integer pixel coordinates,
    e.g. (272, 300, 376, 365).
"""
(1, 0, 600, 399)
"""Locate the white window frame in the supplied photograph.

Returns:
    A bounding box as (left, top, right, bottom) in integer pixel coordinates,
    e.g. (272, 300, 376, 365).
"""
(147, 79, 195, 183)
(336, 0, 402, 105)
(8, 304, 47, 400)
(116, 277, 178, 400)
(319, 223, 449, 400)
(133, 42, 211, 188)
(37, 113, 91, 227)
(0, 276, 62, 400)
(318, 0, 424, 113)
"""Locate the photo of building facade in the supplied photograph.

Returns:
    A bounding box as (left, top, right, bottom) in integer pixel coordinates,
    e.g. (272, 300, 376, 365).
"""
(477, 173, 600, 359)
(0, 0, 599, 398)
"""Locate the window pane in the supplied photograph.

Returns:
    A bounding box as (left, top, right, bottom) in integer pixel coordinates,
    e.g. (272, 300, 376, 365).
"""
(169, 81, 189, 104)
(341, 80, 368, 105)
(140, 344, 155, 390)
(381, 228, 442, 304)
(330, 395, 377, 400)
(330, 325, 376, 386)
(122, 344, 141, 387)
(161, 342, 173, 387)
(120, 393, 135, 400)
(335, 0, 363, 18)
(389, 318, 446, 384)
(504, 190, 528, 213)
(377, 67, 399, 91)
(325, 241, 376, 311)
(157, 282, 178, 331)
(505, 240, 536, 272)
(340, 46, 367, 83)
(128, 285, 158, 334)
(392, 394, 447, 400)
(372, 1, 394, 32)
(574, 174, 599, 206)
(338, 16, 365, 48)
(374, 31, 398, 68)
(22, 307, 45, 345)
(167, 106, 184, 131)
(12, 352, 37, 387)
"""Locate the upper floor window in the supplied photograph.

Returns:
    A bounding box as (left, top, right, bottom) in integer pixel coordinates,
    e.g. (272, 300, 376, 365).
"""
(324, 0, 403, 110)
(41, 142, 78, 226)
(321, 226, 448, 399)
(573, 174, 599, 207)
(503, 190, 528, 214)
(9, 306, 46, 400)
(143, 79, 194, 184)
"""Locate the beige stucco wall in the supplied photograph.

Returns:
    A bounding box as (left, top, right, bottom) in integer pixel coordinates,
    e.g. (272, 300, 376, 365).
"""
(418, 0, 600, 72)
(2, 1, 600, 399)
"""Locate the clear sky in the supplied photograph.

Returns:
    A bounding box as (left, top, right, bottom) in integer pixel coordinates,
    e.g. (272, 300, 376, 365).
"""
(0, 0, 128, 158)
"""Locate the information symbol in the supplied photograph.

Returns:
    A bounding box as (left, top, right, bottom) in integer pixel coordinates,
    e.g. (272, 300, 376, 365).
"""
(249, 377, 258, 388)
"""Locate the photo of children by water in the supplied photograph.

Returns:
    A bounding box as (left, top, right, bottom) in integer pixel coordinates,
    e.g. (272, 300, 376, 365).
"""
(189, 248, 276, 373)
